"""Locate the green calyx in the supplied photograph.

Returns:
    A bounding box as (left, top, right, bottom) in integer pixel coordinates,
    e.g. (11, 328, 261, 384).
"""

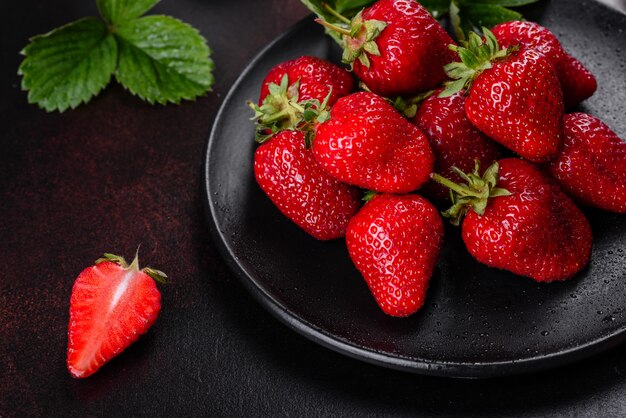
(430, 161, 512, 226)
(247, 73, 331, 147)
(362, 190, 377, 202)
(439, 27, 511, 98)
(95, 253, 129, 267)
(314, 4, 386, 69)
(359, 81, 432, 119)
(342, 12, 386, 68)
(390, 90, 434, 119)
(95, 251, 168, 284)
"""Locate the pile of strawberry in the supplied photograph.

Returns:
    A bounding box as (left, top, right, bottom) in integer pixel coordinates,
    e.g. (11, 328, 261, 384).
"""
(249, 0, 626, 318)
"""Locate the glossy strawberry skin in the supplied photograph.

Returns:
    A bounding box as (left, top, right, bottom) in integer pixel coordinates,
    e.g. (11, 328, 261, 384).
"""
(258, 56, 354, 106)
(555, 55, 598, 109)
(548, 113, 626, 213)
(491, 21, 597, 108)
(413, 89, 501, 201)
(466, 47, 564, 163)
(462, 158, 592, 282)
(314, 91, 434, 193)
(67, 261, 161, 378)
(492, 21, 564, 64)
(254, 130, 361, 240)
(353, 0, 456, 97)
(346, 194, 443, 317)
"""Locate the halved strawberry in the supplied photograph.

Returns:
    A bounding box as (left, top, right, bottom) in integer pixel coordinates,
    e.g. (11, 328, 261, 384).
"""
(67, 253, 165, 378)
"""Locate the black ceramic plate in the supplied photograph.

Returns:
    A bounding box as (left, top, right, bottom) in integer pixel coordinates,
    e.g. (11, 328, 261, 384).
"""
(204, 0, 626, 378)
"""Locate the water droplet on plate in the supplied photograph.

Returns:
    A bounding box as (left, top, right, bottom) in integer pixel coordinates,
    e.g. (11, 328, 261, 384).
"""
(603, 315, 616, 323)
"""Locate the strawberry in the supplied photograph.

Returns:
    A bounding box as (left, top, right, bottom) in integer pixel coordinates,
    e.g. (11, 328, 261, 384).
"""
(249, 56, 354, 142)
(555, 55, 598, 109)
(548, 113, 626, 213)
(491, 21, 597, 109)
(257, 56, 353, 106)
(412, 88, 501, 201)
(313, 91, 434, 193)
(491, 20, 563, 64)
(316, 0, 456, 97)
(346, 193, 443, 317)
(432, 159, 592, 282)
(254, 130, 361, 240)
(442, 29, 564, 163)
(67, 253, 166, 378)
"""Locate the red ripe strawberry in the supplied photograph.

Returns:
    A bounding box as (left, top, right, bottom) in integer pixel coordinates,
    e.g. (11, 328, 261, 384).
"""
(67, 253, 166, 378)
(491, 21, 597, 109)
(258, 56, 354, 106)
(314, 91, 434, 193)
(254, 130, 361, 240)
(432, 159, 592, 282)
(346, 193, 443, 317)
(555, 55, 598, 109)
(316, 0, 456, 97)
(548, 113, 626, 213)
(442, 29, 564, 163)
(412, 88, 501, 201)
(249, 56, 354, 143)
(491, 21, 564, 66)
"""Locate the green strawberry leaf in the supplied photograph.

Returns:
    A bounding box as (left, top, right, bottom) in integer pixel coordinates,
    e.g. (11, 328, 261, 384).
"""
(18, 17, 117, 112)
(301, 0, 373, 19)
(459, 0, 540, 6)
(97, 0, 160, 25)
(420, 0, 452, 18)
(302, 0, 542, 45)
(300, 0, 351, 44)
(114, 15, 214, 105)
(334, 0, 374, 14)
(301, 0, 450, 32)
(451, 0, 525, 40)
(300, 0, 451, 45)
(460, 4, 523, 31)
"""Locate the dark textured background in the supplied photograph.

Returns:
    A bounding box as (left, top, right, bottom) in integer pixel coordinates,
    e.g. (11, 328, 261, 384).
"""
(2, 0, 626, 416)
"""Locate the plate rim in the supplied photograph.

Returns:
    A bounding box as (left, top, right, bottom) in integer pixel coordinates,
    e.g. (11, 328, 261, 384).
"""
(203, 14, 626, 379)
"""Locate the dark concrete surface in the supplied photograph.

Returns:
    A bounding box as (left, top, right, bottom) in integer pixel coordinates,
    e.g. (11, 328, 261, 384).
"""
(2, 1, 626, 416)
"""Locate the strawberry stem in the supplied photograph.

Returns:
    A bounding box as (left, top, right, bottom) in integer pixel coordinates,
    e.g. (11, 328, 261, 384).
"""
(430, 173, 481, 198)
(95, 251, 167, 284)
(259, 107, 291, 124)
(322, 3, 351, 24)
(430, 161, 512, 225)
(314, 18, 352, 36)
(128, 248, 140, 272)
(290, 102, 306, 113)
